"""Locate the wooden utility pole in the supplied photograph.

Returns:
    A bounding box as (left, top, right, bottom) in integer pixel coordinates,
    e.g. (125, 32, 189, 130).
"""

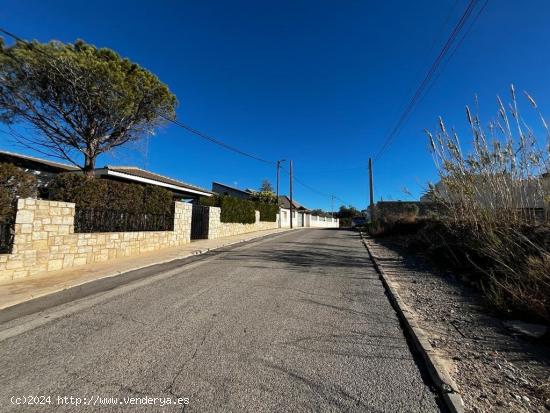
(331, 195, 335, 218)
(276, 160, 286, 201)
(276, 159, 285, 228)
(289, 160, 294, 229)
(369, 158, 375, 222)
(276, 160, 280, 201)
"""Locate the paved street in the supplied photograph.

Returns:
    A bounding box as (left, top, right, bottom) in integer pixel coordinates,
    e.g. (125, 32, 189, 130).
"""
(0, 229, 441, 412)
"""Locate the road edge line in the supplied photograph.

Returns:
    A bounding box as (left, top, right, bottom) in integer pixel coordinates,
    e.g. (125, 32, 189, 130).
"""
(359, 232, 465, 413)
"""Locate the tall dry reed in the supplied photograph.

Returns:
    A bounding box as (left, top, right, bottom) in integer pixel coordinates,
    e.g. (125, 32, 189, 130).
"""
(425, 85, 550, 321)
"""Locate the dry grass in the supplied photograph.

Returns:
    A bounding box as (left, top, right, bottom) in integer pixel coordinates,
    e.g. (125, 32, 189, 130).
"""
(424, 85, 550, 322)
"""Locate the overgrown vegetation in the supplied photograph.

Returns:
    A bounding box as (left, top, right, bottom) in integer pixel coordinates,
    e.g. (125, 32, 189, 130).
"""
(49, 174, 174, 215)
(337, 205, 361, 227)
(0, 162, 37, 222)
(371, 86, 550, 323)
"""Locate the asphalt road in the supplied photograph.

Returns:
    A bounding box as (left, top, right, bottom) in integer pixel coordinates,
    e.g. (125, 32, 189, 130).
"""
(0, 229, 441, 412)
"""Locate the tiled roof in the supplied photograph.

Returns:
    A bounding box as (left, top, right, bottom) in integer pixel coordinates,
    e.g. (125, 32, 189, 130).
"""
(104, 166, 212, 195)
(0, 150, 79, 172)
(278, 195, 308, 210)
(212, 181, 253, 195)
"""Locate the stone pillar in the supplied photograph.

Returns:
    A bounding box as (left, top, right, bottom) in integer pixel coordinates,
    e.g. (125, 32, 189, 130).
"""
(173, 202, 192, 243)
(254, 210, 260, 224)
(1, 198, 76, 280)
(207, 206, 221, 240)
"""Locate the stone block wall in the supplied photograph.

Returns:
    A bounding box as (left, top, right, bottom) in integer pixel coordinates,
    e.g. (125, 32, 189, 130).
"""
(207, 207, 278, 239)
(0, 199, 192, 282)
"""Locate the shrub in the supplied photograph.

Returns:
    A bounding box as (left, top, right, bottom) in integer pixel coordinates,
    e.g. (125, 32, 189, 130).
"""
(49, 174, 173, 215)
(256, 202, 278, 222)
(0, 162, 37, 222)
(143, 186, 174, 215)
(201, 194, 276, 223)
(250, 190, 277, 205)
(199, 195, 220, 207)
(220, 196, 256, 224)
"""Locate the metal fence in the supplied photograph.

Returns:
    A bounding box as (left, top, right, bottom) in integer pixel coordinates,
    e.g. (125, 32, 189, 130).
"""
(74, 208, 174, 233)
(191, 204, 210, 240)
(0, 221, 14, 254)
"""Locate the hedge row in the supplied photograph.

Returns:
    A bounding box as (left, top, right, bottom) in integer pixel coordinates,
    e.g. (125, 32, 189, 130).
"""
(256, 202, 278, 222)
(199, 195, 278, 223)
(49, 174, 174, 215)
(220, 196, 256, 224)
(0, 162, 37, 223)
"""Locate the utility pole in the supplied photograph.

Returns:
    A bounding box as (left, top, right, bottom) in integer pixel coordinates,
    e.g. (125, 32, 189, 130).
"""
(289, 160, 293, 229)
(276, 159, 286, 228)
(276, 160, 286, 201)
(331, 195, 335, 218)
(369, 158, 375, 222)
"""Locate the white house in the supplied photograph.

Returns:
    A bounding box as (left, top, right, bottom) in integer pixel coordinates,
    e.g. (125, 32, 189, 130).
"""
(278, 196, 338, 228)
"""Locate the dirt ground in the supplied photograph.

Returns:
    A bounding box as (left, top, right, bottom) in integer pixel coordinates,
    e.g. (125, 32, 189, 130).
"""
(367, 237, 550, 413)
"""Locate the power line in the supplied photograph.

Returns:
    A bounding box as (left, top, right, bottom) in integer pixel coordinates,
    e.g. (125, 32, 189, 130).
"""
(298, 165, 368, 174)
(0, 27, 351, 206)
(415, 0, 489, 110)
(157, 114, 275, 165)
(280, 165, 351, 207)
(0, 27, 276, 166)
(373, 0, 486, 160)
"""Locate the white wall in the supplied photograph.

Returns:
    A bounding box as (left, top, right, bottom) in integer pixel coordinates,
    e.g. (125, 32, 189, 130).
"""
(279, 208, 339, 228)
(308, 213, 339, 228)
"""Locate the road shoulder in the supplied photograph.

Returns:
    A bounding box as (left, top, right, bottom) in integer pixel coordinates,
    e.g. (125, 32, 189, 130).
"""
(364, 234, 550, 413)
(361, 233, 465, 413)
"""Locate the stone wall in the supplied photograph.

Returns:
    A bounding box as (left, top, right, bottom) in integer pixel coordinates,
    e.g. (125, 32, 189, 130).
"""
(207, 208, 278, 239)
(0, 198, 192, 282)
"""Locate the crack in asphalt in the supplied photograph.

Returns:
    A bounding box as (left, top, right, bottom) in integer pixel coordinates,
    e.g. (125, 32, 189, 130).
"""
(163, 314, 217, 411)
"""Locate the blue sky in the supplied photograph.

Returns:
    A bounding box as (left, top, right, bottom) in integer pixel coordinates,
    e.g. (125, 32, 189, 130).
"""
(2, 0, 550, 211)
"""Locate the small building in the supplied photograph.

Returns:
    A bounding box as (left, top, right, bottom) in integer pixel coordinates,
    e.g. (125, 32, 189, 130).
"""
(92, 166, 213, 201)
(0, 150, 78, 194)
(0, 150, 212, 201)
(277, 195, 338, 228)
(211, 182, 253, 199)
(278, 195, 307, 227)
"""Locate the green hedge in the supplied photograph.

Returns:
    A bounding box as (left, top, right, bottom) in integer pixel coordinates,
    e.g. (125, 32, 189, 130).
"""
(0, 162, 37, 222)
(49, 174, 173, 215)
(256, 202, 278, 222)
(199, 194, 220, 207)
(220, 196, 255, 224)
(200, 194, 278, 223)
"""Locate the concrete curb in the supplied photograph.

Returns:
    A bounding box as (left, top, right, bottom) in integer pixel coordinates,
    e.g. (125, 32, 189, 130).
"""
(0, 229, 294, 324)
(359, 232, 464, 413)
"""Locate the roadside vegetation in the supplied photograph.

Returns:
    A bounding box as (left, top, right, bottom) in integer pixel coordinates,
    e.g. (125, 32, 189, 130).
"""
(368, 86, 550, 324)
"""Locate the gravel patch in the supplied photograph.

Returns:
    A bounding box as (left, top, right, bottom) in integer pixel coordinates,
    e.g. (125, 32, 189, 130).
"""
(368, 237, 550, 413)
